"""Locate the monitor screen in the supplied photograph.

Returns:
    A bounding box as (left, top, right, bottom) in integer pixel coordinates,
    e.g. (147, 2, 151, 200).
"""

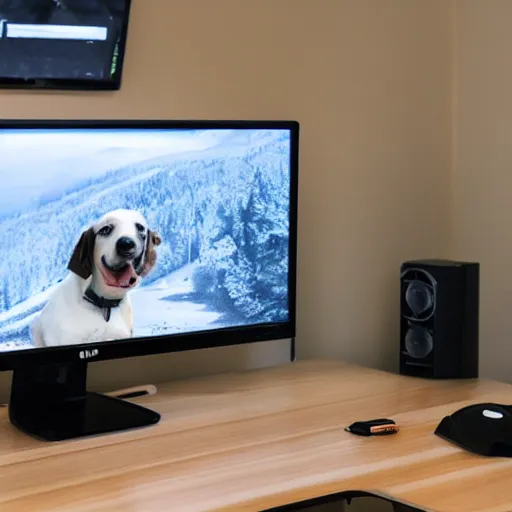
(0, 123, 296, 355)
(0, 0, 131, 89)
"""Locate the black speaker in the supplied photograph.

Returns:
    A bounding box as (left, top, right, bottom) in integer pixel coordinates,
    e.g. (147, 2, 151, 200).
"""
(399, 259, 479, 379)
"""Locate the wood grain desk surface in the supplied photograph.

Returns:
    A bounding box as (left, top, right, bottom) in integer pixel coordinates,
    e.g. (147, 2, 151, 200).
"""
(1, 360, 512, 512)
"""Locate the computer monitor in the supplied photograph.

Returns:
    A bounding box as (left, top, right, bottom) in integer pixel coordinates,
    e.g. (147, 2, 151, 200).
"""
(0, 0, 132, 90)
(0, 120, 299, 441)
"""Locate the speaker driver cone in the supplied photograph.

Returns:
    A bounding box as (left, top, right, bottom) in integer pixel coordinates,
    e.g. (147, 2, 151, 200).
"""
(401, 268, 437, 321)
(405, 325, 434, 359)
(405, 280, 434, 316)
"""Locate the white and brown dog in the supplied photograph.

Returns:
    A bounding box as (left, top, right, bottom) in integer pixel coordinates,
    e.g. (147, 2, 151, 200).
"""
(30, 209, 161, 348)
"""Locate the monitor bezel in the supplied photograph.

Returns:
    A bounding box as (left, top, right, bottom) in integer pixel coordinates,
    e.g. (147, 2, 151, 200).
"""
(0, 0, 132, 91)
(0, 119, 299, 371)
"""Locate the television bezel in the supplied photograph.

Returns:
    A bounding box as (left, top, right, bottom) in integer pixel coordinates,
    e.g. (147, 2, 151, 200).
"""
(0, 0, 132, 91)
(0, 119, 299, 371)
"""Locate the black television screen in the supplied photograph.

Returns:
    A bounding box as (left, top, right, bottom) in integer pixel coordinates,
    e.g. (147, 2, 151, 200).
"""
(0, 120, 298, 364)
(0, 0, 131, 90)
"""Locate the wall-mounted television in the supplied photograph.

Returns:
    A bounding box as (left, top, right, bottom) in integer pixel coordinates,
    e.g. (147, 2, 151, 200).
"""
(0, 0, 131, 90)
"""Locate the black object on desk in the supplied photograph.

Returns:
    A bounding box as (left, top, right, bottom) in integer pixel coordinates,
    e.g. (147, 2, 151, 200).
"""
(435, 402, 512, 457)
(345, 418, 399, 436)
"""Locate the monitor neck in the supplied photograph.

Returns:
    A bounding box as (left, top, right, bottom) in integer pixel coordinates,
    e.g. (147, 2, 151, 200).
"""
(11, 361, 88, 407)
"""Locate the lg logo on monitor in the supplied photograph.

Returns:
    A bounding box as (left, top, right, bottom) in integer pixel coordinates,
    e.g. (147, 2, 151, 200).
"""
(79, 349, 99, 360)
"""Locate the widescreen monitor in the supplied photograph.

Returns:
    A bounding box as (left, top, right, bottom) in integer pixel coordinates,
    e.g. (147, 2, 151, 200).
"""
(0, 0, 131, 90)
(0, 120, 299, 441)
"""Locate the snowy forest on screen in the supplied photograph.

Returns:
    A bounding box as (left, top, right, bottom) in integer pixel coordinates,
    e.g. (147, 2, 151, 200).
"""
(0, 128, 292, 350)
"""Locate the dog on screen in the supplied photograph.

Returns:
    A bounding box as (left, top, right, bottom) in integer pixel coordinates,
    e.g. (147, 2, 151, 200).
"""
(30, 209, 161, 348)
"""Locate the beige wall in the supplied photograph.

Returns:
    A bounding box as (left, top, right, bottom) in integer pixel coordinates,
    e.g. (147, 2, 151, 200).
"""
(0, 0, 453, 401)
(452, 0, 512, 382)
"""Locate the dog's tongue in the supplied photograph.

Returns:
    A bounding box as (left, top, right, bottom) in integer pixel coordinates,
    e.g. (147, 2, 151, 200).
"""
(116, 265, 138, 287)
(103, 264, 138, 288)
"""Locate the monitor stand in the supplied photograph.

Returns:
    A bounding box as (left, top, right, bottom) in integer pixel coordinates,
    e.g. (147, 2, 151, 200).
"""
(8, 361, 161, 442)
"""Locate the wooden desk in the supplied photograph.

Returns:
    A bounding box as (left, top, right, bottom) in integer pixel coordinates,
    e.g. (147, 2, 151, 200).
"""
(1, 360, 512, 512)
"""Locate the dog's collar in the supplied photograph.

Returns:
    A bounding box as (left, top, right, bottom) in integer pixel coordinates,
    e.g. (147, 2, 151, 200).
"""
(83, 288, 122, 322)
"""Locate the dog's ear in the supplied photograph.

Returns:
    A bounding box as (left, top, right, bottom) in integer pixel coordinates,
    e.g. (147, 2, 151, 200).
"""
(67, 227, 96, 279)
(140, 230, 161, 278)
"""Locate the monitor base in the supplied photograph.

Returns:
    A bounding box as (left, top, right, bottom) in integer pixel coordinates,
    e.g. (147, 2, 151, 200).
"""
(8, 361, 160, 442)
